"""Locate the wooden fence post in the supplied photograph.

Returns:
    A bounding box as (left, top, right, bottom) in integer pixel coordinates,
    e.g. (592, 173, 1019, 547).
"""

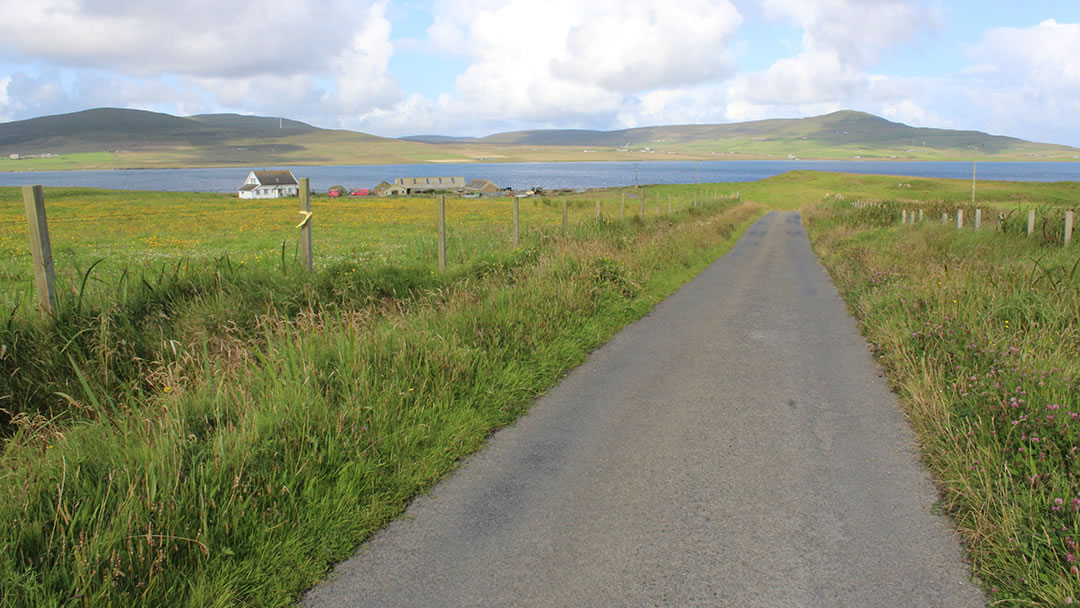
(919, 209, 924, 222)
(562, 200, 568, 238)
(299, 178, 313, 272)
(22, 185, 56, 317)
(975, 209, 982, 230)
(1028, 209, 1036, 236)
(513, 196, 520, 246)
(901, 210, 907, 224)
(437, 195, 447, 272)
(1066, 211, 1074, 247)
(941, 213, 948, 225)
(957, 209, 964, 229)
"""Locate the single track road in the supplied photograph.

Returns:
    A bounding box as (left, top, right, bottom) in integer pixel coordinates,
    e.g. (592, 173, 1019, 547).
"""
(303, 210, 986, 607)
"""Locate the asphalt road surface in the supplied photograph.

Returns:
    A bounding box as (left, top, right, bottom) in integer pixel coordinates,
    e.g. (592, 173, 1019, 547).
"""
(303, 211, 986, 607)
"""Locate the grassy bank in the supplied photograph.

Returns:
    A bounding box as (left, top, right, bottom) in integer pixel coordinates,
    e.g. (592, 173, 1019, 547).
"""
(805, 199, 1080, 605)
(0, 193, 763, 606)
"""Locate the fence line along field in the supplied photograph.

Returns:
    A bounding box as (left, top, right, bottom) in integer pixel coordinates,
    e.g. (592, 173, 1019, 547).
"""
(0, 185, 736, 317)
(0, 176, 760, 607)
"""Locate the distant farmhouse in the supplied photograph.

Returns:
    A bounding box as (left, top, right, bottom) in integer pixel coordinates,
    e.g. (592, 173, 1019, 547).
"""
(394, 176, 466, 195)
(465, 179, 500, 195)
(374, 181, 406, 196)
(374, 176, 500, 197)
(238, 170, 299, 199)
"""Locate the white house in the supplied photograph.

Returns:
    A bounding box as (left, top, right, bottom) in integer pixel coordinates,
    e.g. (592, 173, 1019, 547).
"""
(238, 170, 299, 199)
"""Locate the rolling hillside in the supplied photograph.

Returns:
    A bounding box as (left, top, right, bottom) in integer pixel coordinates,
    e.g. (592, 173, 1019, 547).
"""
(1, 108, 1076, 171)
(414, 111, 1068, 158)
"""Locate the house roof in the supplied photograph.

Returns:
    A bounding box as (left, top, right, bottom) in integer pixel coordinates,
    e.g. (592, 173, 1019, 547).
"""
(239, 184, 258, 192)
(252, 170, 298, 186)
(394, 177, 466, 187)
(466, 179, 497, 190)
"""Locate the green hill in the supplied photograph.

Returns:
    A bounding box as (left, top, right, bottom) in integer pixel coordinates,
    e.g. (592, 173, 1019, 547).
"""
(469, 111, 1050, 155)
(1, 108, 1076, 170)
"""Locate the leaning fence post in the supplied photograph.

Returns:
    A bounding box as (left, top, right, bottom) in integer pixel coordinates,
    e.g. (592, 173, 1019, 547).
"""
(1066, 211, 1074, 247)
(1028, 209, 1036, 236)
(957, 209, 964, 229)
(437, 195, 447, 272)
(562, 200, 568, 238)
(22, 185, 56, 317)
(299, 178, 313, 272)
(513, 196, 520, 246)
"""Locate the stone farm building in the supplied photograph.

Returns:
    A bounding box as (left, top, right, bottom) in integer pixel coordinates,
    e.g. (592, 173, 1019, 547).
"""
(374, 181, 406, 196)
(465, 179, 500, 195)
(393, 176, 466, 194)
(238, 170, 299, 199)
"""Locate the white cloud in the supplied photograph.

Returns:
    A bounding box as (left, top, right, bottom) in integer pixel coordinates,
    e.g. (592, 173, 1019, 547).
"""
(0, 0, 357, 78)
(0, 1, 404, 129)
(761, 0, 939, 66)
(741, 0, 940, 107)
(955, 19, 1080, 143)
(0, 76, 10, 121)
(350, 0, 742, 135)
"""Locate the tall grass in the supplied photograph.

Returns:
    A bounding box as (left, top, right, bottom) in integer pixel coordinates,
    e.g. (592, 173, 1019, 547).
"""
(0, 194, 763, 607)
(806, 198, 1080, 606)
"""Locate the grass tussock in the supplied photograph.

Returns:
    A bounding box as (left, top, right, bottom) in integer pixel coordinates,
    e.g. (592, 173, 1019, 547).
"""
(0, 197, 763, 607)
(806, 198, 1080, 606)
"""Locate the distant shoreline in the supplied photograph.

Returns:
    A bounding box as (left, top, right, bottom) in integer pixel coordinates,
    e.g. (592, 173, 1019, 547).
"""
(2, 155, 1079, 175)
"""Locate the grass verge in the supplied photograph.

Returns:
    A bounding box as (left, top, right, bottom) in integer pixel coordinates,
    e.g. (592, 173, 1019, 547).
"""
(0, 199, 763, 606)
(805, 199, 1080, 606)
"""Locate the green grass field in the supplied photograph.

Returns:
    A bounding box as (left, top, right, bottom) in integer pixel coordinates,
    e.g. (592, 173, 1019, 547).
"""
(0, 183, 757, 607)
(2, 170, 1079, 606)
(1, 186, 733, 315)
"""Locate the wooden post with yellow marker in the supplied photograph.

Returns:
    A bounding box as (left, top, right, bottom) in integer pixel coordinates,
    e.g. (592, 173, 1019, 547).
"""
(298, 178, 313, 272)
(22, 185, 56, 317)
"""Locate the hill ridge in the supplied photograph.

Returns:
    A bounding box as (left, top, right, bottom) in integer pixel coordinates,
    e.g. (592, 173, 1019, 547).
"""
(1, 108, 1076, 168)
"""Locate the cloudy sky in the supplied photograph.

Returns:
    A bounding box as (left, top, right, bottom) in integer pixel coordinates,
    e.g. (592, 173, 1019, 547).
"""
(0, 0, 1078, 145)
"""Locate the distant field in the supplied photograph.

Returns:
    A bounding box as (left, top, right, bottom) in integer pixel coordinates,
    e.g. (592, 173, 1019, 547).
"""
(734, 170, 1080, 210)
(3, 171, 1076, 314)
(3, 144, 1079, 172)
(0, 185, 716, 313)
(0, 152, 120, 170)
